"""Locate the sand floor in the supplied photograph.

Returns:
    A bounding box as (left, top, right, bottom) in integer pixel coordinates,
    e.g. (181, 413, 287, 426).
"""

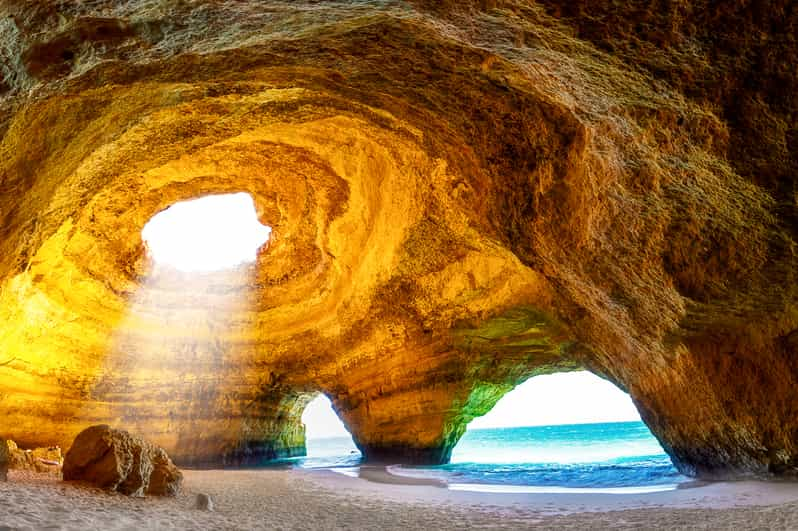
(2, 467, 798, 530)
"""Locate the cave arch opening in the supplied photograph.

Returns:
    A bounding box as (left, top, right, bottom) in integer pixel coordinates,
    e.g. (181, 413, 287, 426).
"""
(300, 394, 361, 463)
(445, 371, 684, 489)
(141, 192, 272, 272)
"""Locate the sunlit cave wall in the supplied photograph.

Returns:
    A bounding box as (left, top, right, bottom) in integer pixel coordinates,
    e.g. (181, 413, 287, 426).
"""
(0, 1, 797, 476)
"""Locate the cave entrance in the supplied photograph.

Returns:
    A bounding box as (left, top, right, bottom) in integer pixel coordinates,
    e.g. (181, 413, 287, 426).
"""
(300, 394, 360, 464)
(141, 192, 271, 272)
(445, 371, 683, 489)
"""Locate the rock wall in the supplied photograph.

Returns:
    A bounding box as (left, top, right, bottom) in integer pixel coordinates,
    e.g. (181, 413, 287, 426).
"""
(0, 1, 795, 477)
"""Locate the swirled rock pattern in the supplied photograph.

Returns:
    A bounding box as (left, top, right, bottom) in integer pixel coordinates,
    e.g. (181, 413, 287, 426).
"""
(0, 1, 796, 477)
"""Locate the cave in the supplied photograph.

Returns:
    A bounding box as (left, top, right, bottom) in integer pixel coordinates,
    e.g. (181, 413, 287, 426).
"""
(1, 0, 797, 484)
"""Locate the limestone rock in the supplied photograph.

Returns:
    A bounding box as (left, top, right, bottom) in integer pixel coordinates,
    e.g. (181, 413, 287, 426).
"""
(147, 447, 183, 497)
(0, 440, 8, 481)
(0, 1, 796, 479)
(62, 425, 182, 497)
(195, 493, 214, 511)
(0, 439, 62, 476)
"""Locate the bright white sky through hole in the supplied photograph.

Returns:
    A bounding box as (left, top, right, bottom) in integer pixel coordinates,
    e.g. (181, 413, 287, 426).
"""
(141, 193, 271, 272)
(301, 372, 641, 439)
(303, 394, 352, 439)
(467, 372, 641, 429)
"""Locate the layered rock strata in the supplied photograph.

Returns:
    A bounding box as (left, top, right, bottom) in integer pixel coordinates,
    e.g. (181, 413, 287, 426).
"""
(0, 1, 796, 477)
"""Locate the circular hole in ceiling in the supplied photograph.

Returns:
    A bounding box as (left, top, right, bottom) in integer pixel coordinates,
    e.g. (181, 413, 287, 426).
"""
(141, 192, 271, 272)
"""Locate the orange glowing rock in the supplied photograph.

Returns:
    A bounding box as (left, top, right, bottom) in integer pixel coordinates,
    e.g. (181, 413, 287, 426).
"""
(0, 1, 796, 478)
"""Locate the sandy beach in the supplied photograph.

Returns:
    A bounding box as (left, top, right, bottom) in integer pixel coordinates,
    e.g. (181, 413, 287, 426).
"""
(2, 467, 798, 530)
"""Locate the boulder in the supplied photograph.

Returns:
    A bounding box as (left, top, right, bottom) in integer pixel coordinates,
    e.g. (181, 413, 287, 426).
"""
(63, 425, 182, 497)
(146, 447, 183, 496)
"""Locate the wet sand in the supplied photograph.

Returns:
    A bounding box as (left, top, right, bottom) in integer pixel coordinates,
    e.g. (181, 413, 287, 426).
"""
(2, 467, 798, 529)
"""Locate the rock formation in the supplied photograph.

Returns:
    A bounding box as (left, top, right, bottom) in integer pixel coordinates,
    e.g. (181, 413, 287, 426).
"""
(0, 440, 62, 476)
(62, 425, 182, 496)
(0, 1, 796, 478)
(0, 441, 8, 481)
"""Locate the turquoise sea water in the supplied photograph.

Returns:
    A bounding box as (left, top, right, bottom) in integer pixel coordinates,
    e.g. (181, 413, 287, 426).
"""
(299, 421, 689, 490)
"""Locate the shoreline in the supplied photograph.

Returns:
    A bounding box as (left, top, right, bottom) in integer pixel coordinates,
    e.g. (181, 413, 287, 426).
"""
(323, 463, 710, 494)
(305, 466, 798, 514)
(183, 455, 704, 494)
(2, 467, 798, 529)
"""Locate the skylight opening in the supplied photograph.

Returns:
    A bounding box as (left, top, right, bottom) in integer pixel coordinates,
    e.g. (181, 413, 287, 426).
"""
(141, 192, 271, 272)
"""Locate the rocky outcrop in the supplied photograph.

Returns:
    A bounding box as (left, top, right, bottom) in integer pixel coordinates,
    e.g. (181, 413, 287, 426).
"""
(0, 439, 62, 476)
(0, 440, 8, 481)
(62, 425, 182, 496)
(0, 1, 796, 478)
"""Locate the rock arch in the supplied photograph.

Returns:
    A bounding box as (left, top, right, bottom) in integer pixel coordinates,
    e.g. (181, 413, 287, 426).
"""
(0, 1, 796, 479)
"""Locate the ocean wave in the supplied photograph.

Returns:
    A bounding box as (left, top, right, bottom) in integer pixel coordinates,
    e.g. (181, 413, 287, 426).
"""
(300, 422, 690, 489)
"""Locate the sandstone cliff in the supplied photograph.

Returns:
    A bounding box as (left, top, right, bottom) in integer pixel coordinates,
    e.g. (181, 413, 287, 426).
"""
(0, 1, 795, 477)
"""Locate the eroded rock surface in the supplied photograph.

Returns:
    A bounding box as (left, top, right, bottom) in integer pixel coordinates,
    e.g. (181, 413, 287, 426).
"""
(0, 439, 62, 476)
(0, 1, 796, 477)
(0, 440, 8, 481)
(63, 425, 182, 496)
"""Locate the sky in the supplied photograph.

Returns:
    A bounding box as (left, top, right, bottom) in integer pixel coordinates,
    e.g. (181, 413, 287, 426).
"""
(141, 192, 271, 272)
(302, 395, 353, 439)
(466, 372, 641, 429)
(140, 193, 642, 438)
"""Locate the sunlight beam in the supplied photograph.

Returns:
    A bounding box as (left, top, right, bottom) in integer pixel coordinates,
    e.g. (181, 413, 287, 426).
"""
(96, 192, 271, 456)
